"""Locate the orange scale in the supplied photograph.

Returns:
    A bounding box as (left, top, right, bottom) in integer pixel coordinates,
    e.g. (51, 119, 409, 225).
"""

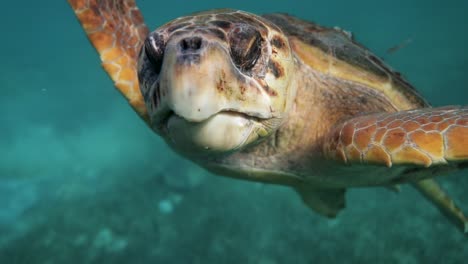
(376, 116, 394, 127)
(77, 9, 104, 32)
(340, 122, 356, 146)
(391, 147, 432, 167)
(114, 55, 130, 68)
(364, 145, 391, 167)
(123, 16, 133, 28)
(383, 128, 407, 152)
(88, 0, 99, 9)
(374, 128, 387, 143)
(138, 27, 149, 39)
(116, 30, 125, 45)
(440, 113, 457, 120)
(118, 67, 137, 83)
(421, 122, 437, 131)
(355, 116, 378, 129)
(413, 117, 429, 125)
(69, 0, 87, 10)
(437, 121, 451, 131)
(387, 119, 403, 129)
(354, 125, 377, 150)
(430, 116, 443, 123)
(116, 82, 137, 99)
(456, 119, 468, 126)
(409, 131, 444, 159)
(402, 121, 420, 132)
(445, 126, 468, 160)
(102, 62, 121, 80)
(131, 9, 146, 24)
(345, 145, 362, 163)
(101, 47, 124, 62)
(88, 31, 115, 53)
(127, 35, 140, 47)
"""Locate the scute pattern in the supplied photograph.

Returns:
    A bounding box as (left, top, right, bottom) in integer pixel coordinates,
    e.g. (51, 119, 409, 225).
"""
(263, 13, 429, 111)
(68, 0, 150, 122)
(324, 106, 468, 167)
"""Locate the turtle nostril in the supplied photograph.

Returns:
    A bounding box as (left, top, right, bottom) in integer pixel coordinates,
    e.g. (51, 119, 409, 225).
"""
(180, 37, 203, 52)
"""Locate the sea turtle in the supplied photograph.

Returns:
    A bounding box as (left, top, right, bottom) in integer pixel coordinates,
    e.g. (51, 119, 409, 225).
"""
(68, 0, 468, 233)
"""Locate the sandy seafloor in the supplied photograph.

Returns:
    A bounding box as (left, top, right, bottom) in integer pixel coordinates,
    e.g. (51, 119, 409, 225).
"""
(1, 0, 467, 263)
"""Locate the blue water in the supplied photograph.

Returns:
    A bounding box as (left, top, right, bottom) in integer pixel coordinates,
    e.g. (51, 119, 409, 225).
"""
(1, 0, 467, 263)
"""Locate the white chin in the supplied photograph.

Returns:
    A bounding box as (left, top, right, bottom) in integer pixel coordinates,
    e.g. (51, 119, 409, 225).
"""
(166, 112, 257, 154)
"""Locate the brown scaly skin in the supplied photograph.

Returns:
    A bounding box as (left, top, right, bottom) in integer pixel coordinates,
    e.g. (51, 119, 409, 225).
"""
(68, 0, 468, 233)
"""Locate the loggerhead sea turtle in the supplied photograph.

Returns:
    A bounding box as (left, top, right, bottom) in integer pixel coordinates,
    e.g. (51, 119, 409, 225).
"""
(68, 0, 468, 233)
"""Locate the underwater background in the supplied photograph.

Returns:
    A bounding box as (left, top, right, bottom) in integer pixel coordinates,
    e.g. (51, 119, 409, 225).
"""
(1, 0, 467, 263)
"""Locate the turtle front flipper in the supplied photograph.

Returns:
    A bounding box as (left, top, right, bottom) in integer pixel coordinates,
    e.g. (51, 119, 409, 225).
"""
(68, 0, 150, 123)
(323, 106, 468, 167)
(323, 106, 468, 233)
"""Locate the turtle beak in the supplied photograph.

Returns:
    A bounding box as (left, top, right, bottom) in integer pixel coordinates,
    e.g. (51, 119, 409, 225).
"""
(160, 35, 226, 123)
(153, 34, 273, 125)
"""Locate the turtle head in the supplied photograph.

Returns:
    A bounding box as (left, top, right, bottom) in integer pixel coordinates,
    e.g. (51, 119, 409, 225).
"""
(138, 9, 296, 157)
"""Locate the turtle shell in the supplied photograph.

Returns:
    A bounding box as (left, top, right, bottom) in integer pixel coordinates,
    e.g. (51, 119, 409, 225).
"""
(263, 13, 429, 111)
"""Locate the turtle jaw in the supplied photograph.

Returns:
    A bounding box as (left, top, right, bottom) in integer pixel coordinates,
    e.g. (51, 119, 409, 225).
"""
(164, 111, 269, 156)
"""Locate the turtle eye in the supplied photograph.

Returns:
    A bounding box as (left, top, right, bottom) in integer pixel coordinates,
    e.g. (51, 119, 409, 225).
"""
(145, 33, 166, 74)
(229, 25, 263, 73)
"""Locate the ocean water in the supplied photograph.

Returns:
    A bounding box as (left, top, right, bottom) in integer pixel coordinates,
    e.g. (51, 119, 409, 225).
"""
(1, 0, 467, 263)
